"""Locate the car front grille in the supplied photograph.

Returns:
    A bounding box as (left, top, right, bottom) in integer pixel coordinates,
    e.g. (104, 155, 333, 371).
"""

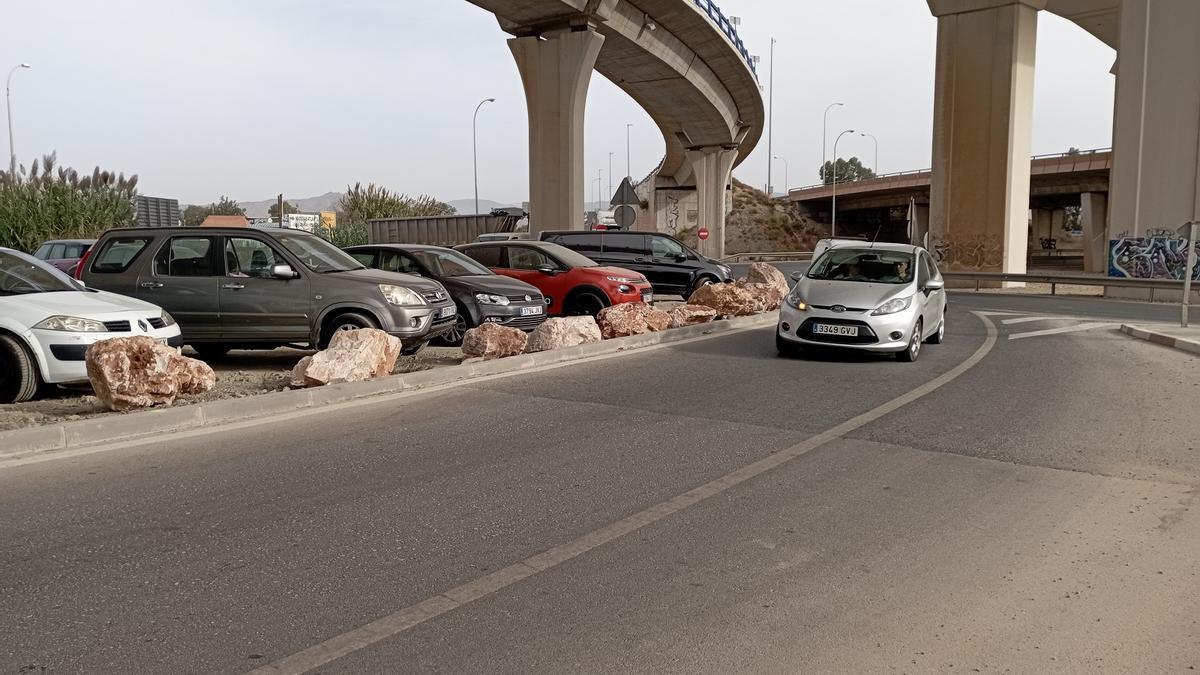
(796, 318, 878, 345)
(506, 294, 543, 304)
(422, 290, 448, 303)
(145, 316, 165, 329)
(810, 304, 868, 313)
(501, 314, 548, 330)
(103, 320, 131, 332)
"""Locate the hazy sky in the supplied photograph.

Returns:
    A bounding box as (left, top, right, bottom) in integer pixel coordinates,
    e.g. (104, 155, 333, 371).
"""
(1, 1, 1116, 206)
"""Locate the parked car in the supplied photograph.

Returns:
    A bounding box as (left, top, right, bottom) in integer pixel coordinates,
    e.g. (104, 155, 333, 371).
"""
(33, 239, 95, 275)
(454, 240, 652, 317)
(0, 247, 183, 403)
(475, 232, 527, 243)
(80, 227, 456, 357)
(539, 230, 733, 297)
(776, 242, 946, 362)
(345, 244, 547, 346)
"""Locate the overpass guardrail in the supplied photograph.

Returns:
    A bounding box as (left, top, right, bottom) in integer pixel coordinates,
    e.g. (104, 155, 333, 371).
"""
(720, 251, 814, 263)
(942, 271, 1190, 299)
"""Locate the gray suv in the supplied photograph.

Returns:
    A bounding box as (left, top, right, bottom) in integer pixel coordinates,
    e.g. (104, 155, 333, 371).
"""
(80, 227, 457, 357)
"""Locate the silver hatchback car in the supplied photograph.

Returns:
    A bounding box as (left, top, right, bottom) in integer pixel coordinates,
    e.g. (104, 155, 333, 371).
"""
(776, 243, 946, 362)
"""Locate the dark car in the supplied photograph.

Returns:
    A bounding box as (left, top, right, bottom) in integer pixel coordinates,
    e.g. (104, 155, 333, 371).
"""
(33, 239, 95, 275)
(80, 227, 457, 356)
(538, 230, 733, 297)
(345, 244, 548, 346)
(455, 240, 652, 317)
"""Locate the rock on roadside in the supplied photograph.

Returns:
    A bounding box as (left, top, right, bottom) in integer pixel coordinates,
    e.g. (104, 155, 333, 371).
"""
(290, 328, 402, 387)
(596, 302, 671, 339)
(668, 304, 719, 328)
(735, 261, 791, 311)
(686, 283, 762, 317)
(461, 323, 528, 359)
(86, 336, 216, 411)
(524, 316, 602, 353)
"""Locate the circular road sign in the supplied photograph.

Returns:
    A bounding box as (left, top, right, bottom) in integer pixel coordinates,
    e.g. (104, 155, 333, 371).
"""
(698, 227, 710, 241)
(614, 204, 636, 229)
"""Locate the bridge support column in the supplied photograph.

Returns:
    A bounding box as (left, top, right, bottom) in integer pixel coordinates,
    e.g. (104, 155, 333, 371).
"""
(927, 0, 1042, 274)
(1109, 0, 1200, 239)
(686, 145, 739, 259)
(1080, 192, 1108, 273)
(508, 28, 605, 237)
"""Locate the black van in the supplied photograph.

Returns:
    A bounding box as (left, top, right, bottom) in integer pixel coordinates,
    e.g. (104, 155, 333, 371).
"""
(538, 230, 733, 297)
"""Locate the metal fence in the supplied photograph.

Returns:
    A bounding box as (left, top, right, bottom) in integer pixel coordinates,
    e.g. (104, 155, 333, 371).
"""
(692, 0, 757, 77)
(942, 271, 1191, 299)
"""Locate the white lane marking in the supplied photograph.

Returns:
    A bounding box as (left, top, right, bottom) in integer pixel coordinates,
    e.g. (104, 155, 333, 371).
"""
(1001, 315, 1080, 325)
(247, 313, 1000, 675)
(1007, 322, 1119, 340)
(0, 321, 773, 471)
(975, 311, 1026, 317)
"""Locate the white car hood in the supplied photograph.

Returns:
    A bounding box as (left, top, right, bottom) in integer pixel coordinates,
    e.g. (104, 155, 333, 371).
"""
(2, 290, 161, 322)
(798, 278, 913, 310)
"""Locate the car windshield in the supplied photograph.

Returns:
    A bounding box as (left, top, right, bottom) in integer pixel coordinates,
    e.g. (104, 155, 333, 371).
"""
(409, 249, 493, 277)
(0, 250, 80, 295)
(276, 235, 365, 273)
(806, 248, 915, 284)
(540, 243, 597, 268)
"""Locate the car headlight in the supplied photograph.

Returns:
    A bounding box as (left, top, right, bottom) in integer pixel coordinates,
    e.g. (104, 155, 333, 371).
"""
(718, 264, 732, 277)
(474, 292, 509, 306)
(160, 310, 177, 327)
(871, 295, 914, 316)
(784, 291, 807, 311)
(379, 284, 427, 306)
(34, 315, 107, 332)
(606, 275, 642, 284)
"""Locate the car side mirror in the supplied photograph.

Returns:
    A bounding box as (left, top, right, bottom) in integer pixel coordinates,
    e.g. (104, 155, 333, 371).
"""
(789, 271, 804, 281)
(537, 265, 559, 275)
(273, 264, 299, 279)
(925, 278, 945, 291)
(674, 254, 688, 263)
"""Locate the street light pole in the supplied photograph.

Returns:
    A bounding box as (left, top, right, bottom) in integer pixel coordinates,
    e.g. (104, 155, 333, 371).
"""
(626, 123, 633, 179)
(860, 132, 879, 175)
(766, 37, 776, 195)
(6, 63, 32, 175)
(608, 152, 613, 201)
(821, 102, 843, 184)
(773, 155, 789, 194)
(472, 97, 495, 215)
(831, 129, 855, 238)
(1183, 221, 1198, 328)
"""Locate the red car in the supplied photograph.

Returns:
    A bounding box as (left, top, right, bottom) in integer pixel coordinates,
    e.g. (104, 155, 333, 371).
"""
(455, 240, 652, 316)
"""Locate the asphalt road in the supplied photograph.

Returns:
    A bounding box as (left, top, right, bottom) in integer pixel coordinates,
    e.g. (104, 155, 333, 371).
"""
(2, 294, 1198, 673)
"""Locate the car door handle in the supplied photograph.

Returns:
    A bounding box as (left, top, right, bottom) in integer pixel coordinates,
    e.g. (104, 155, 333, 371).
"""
(634, 257, 648, 262)
(139, 282, 163, 289)
(221, 283, 245, 290)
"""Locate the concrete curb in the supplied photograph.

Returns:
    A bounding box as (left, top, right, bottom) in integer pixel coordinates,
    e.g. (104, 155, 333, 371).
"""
(0, 313, 777, 459)
(1119, 324, 1200, 356)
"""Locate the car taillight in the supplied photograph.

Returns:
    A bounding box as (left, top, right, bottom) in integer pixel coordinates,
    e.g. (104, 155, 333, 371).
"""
(74, 247, 93, 279)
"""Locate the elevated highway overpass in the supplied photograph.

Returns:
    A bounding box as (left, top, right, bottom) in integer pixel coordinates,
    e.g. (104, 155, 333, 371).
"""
(465, 0, 764, 257)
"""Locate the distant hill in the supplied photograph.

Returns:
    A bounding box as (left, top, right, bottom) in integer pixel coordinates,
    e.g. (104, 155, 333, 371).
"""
(446, 198, 519, 215)
(236, 192, 344, 218)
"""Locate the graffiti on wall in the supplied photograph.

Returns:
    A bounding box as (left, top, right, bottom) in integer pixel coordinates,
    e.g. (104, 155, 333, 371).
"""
(664, 193, 680, 235)
(1109, 234, 1200, 280)
(930, 234, 1005, 270)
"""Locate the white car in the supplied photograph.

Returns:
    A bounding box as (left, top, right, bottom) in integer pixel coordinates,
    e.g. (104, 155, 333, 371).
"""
(777, 242, 946, 362)
(0, 247, 183, 403)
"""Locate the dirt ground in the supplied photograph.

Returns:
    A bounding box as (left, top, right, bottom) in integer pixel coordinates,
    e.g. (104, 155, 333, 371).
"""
(0, 345, 464, 432)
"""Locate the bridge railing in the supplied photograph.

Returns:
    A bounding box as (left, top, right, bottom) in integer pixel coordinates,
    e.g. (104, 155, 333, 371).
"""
(719, 251, 814, 263)
(942, 271, 1189, 299)
(692, 0, 757, 77)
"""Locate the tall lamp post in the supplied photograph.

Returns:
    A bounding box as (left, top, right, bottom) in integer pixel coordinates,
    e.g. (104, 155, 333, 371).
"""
(860, 132, 879, 175)
(608, 152, 613, 200)
(831, 129, 855, 237)
(773, 155, 789, 194)
(625, 123, 633, 179)
(766, 37, 776, 194)
(821, 102, 844, 184)
(472, 97, 495, 214)
(6, 63, 32, 174)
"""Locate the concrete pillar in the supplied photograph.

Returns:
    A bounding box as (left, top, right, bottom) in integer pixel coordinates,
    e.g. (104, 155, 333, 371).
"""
(926, 0, 1043, 273)
(686, 145, 739, 259)
(909, 201, 931, 246)
(508, 28, 605, 237)
(1109, 0, 1200, 238)
(1080, 192, 1109, 273)
(1033, 208, 1052, 251)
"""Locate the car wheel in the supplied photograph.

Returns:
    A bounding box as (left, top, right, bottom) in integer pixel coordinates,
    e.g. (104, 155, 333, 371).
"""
(896, 319, 922, 362)
(0, 334, 41, 404)
(435, 309, 470, 347)
(319, 311, 377, 349)
(927, 311, 946, 344)
(776, 331, 802, 358)
(192, 343, 231, 360)
(688, 275, 718, 299)
(566, 291, 607, 317)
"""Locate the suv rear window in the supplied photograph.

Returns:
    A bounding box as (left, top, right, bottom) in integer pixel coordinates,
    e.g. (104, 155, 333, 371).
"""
(549, 233, 602, 252)
(461, 246, 502, 267)
(90, 237, 151, 273)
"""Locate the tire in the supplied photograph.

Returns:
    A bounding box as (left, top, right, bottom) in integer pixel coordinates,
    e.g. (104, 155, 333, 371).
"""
(192, 343, 231, 360)
(776, 332, 802, 358)
(434, 307, 470, 347)
(319, 311, 377, 349)
(0, 334, 41, 404)
(566, 291, 608, 318)
(688, 275, 719, 299)
(896, 319, 923, 362)
(927, 311, 946, 344)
